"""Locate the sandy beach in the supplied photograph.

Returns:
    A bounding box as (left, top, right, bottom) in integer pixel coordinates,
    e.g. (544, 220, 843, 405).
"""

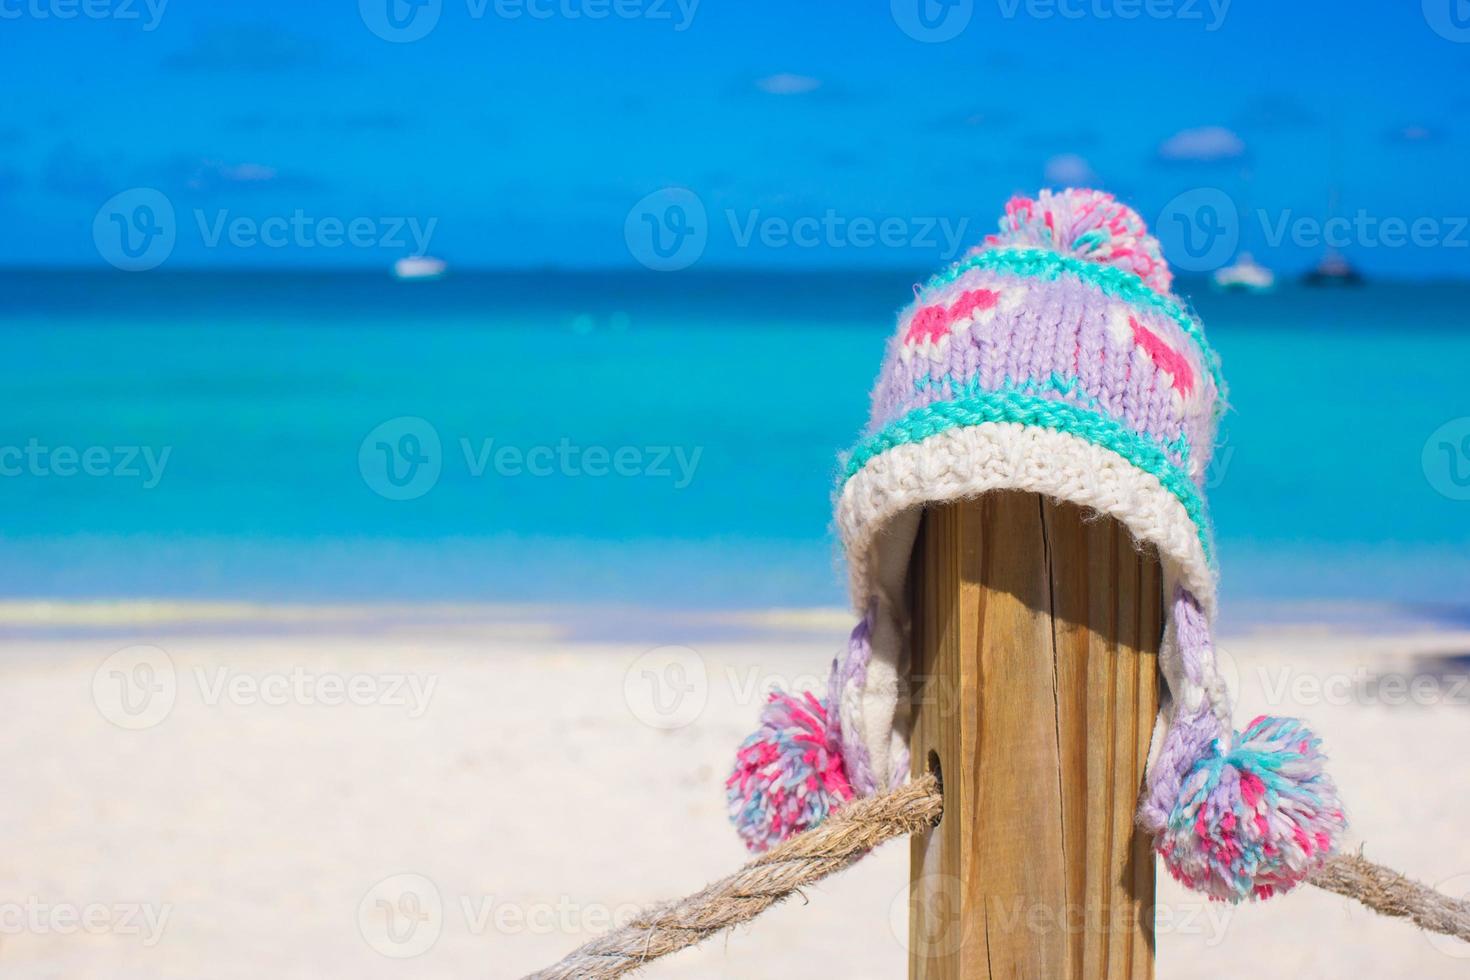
(3, 602, 1469, 978)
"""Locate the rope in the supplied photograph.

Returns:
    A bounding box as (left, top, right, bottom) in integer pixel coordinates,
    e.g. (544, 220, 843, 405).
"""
(523, 774, 943, 980)
(524, 776, 1470, 979)
(1311, 851, 1470, 941)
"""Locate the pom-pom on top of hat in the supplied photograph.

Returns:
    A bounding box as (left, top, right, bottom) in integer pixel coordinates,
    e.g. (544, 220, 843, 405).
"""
(1159, 715, 1346, 903)
(980, 188, 1173, 296)
(726, 690, 854, 852)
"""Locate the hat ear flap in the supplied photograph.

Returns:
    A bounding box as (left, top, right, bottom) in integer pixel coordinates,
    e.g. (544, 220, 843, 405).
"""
(726, 600, 914, 851)
(726, 690, 853, 853)
(827, 606, 880, 797)
(1141, 589, 1347, 902)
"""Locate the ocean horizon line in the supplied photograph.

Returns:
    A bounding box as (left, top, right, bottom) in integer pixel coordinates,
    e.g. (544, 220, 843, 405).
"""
(5, 264, 1470, 286)
(3, 596, 1468, 643)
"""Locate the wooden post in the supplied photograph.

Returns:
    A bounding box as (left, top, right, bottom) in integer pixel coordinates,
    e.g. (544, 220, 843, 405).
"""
(907, 492, 1162, 979)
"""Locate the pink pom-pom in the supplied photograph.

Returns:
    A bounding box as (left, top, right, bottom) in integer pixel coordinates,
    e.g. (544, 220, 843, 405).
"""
(726, 691, 853, 852)
(981, 188, 1173, 295)
(1159, 715, 1346, 902)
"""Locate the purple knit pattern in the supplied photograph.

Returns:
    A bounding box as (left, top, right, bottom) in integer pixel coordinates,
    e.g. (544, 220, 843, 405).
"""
(865, 267, 1219, 490)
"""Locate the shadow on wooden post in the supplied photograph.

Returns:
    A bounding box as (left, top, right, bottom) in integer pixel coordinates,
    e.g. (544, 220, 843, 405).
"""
(906, 492, 1162, 979)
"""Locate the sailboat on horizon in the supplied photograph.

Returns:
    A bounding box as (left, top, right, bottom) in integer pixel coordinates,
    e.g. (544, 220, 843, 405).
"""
(1301, 247, 1364, 286)
(1302, 126, 1365, 287)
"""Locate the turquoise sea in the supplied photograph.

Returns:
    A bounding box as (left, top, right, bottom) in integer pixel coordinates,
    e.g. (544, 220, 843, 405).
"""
(4, 269, 1469, 621)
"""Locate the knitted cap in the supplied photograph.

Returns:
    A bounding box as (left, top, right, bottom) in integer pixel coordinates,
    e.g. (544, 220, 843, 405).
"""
(727, 189, 1345, 903)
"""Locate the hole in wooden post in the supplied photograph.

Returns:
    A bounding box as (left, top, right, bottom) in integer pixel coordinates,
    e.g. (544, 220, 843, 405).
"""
(926, 749, 944, 826)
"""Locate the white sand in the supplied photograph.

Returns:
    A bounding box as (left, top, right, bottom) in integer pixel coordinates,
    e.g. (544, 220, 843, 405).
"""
(3, 606, 1469, 977)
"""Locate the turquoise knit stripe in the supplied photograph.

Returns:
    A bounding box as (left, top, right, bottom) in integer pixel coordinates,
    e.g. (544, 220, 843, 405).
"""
(911, 372, 1192, 469)
(926, 247, 1226, 399)
(841, 391, 1213, 562)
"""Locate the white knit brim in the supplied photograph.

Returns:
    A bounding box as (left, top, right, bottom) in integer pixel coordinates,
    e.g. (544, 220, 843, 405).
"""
(833, 421, 1219, 792)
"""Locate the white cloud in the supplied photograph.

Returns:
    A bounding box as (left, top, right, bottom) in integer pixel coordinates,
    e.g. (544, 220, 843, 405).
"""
(1157, 126, 1246, 163)
(754, 73, 821, 96)
(1044, 153, 1097, 187)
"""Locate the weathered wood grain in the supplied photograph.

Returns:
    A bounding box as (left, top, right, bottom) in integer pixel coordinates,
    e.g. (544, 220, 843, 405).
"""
(907, 493, 1161, 979)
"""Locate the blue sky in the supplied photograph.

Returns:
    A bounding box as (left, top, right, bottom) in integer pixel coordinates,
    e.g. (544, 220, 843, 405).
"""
(3, 0, 1469, 276)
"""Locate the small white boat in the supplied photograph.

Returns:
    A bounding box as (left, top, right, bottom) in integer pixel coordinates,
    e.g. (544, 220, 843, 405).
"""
(1212, 253, 1275, 292)
(393, 256, 447, 281)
